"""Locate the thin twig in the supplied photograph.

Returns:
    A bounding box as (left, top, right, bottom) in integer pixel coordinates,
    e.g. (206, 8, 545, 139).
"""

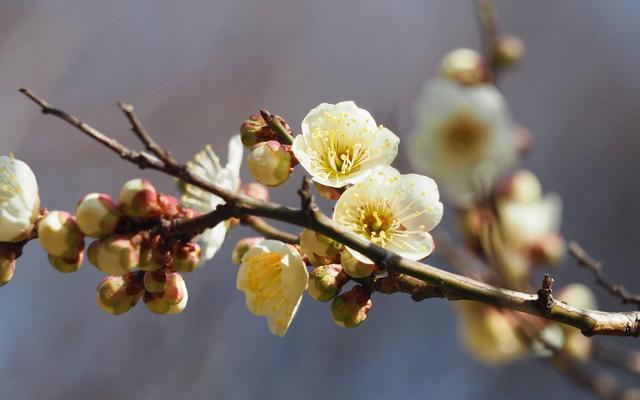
(241, 216, 299, 244)
(118, 102, 177, 165)
(593, 341, 640, 377)
(569, 241, 640, 308)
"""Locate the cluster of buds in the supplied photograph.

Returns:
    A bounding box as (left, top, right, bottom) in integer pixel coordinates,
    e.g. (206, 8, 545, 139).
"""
(36, 178, 204, 316)
(240, 112, 297, 187)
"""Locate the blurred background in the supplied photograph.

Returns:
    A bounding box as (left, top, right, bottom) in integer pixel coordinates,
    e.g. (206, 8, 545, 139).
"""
(1, 0, 640, 398)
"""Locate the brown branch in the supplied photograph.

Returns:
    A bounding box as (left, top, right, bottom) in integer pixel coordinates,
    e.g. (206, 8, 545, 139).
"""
(259, 109, 294, 145)
(475, 0, 500, 82)
(19, 87, 640, 337)
(240, 216, 299, 244)
(593, 341, 640, 377)
(569, 241, 640, 308)
(118, 102, 177, 165)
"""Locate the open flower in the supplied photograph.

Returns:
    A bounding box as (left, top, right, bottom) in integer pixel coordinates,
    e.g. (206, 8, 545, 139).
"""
(181, 135, 243, 264)
(292, 101, 399, 188)
(236, 240, 308, 336)
(333, 166, 443, 263)
(0, 155, 40, 242)
(408, 78, 516, 207)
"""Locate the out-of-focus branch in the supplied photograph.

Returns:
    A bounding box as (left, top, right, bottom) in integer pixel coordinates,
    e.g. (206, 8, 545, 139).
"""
(475, 0, 499, 81)
(569, 241, 640, 308)
(19, 88, 640, 337)
(593, 341, 640, 377)
(241, 216, 299, 244)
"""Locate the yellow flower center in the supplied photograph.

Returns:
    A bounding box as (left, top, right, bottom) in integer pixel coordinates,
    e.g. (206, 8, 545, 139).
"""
(245, 252, 286, 313)
(439, 110, 488, 162)
(0, 155, 21, 205)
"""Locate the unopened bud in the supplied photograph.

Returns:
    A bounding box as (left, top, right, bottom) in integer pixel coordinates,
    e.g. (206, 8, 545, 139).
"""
(299, 228, 342, 267)
(173, 241, 202, 272)
(143, 270, 168, 293)
(441, 48, 487, 85)
(530, 233, 566, 265)
(340, 249, 377, 278)
(497, 169, 541, 203)
(247, 141, 291, 187)
(562, 331, 592, 361)
(157, 194, 181, 218)
(144, 272, 188, 314)
(48, 252, 83, 273)
(314, 182, 342, 200)
(138, 236, 163, 272)
(88, 236, 140, 275)
(331, 285, 372, 328)
(231, 237, 264, 264)
(75, 193, 121, 238)
(240, 114, 268, 147)
(0, 256, 16, 286)
(118, 178, 159, 218)
(96, 274, 144, 315)
(514, 125, 532, 157)
(241, 182, 269, 201)
(494, 35, 525, 68)
(37, 211, 84, 257)
(308, 264, 348, 302)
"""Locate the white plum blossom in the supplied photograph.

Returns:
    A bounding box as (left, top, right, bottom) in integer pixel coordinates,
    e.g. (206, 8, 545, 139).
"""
(408, 78, 516, 207)
(181, 135, 243, 264)
(333, 166, 443, 263)
(236, 240, 308, 337)
(292, 101, 399, 188)
(0, 155, 40, 242)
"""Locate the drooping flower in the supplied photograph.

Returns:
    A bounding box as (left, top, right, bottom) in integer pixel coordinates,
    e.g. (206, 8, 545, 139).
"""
(181, 135, 243, 264)
(333, 166, 443, 263)
(0, 155, 40, 242)
(408, 78, 516, 207)
(292, 101, 399, 188)
(236, 240, 308, 337)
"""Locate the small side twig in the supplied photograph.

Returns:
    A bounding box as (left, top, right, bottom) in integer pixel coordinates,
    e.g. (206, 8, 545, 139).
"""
(537, 274, 554, 310)
(297, 176, 316, 216)
(569, 241, 640, 308)
(118, 102, 177, 165)
(259, 109, 294, 145)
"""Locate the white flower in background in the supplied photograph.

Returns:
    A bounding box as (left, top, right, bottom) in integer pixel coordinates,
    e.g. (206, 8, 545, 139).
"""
(408, 78, 516, 207)
(236, 240, 308, 337)
(333, 166, 443, 263)
(181, 135, 243, 263)
(292, 101, 399, 188)
(0, 155, 40, 242)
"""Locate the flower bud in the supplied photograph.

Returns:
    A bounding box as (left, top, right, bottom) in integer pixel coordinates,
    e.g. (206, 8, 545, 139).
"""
(143, 272, 188, 314)
(530, 233, 566, 265)
(37, 211, 84, 257)
(241, 182, 269, 201)
(340, 249, 377, 278)
(562, 331, 592, 361)
(75, 193, 121, 238)
(231, 237, 264, 264)
(156, 194, 181, 218)
(514, 125, 532, 157)
(88, 236, 140, 275)
(441, 48, 487, 85)
(556, 283, 597, 310)
(247, 141, 291, 187)
(331, 285, 372, 328)
(314, 182, 342, 200)
(299, 228, 341, 267)
(96, 274, 144, 315)
(48, 252, 83, 273)
(240, 114, 268, 147)
(118, 178, 159, 218)
(0, 256, 16, 286)
(497, 169, 541, 203)
(308, 264, 348, 302)
(143, 270, 168, 293)
(494, 35, 525, 68)
(173, 241, 201, 272)
(138, 234, 164, 272)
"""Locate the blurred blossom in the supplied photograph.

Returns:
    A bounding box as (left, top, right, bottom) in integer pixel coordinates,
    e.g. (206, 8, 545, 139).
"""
(0, 155, 40, 242)
(236, 240, 308, 337)
(333, 166, 443, 263)
(408, 78, 516, 207)
(181, 135, 243, 264)
(292, 101, 399, 188)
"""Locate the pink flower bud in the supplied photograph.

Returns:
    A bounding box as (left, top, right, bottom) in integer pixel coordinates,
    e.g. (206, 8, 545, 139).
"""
(88, 235, 140, 275)
(96, 273, 144, 315)
(37, 211, 84, 257)
(143, 272, 188, 314)
(143, 270, 168, 293)
(497, 170, 541, 203)
(48, 251, 83, 273)
(241, 182, 269, 201)
(75, 193, 121, 238)
(247, 141, 292, 187)
(231, 237, 265, 264)
(331, 285, 372, 328)
(493, 34, 525, 68)
(314, 182, 342, 200)
(0, 256, 16, 286)
(157, 194, 181, 218)
(118, 178, 159, 218)
(173, 241, 201, 272)
(530, 233, 566, 265)
(308, 264, 348, 302)
(441, 48, 488, 86)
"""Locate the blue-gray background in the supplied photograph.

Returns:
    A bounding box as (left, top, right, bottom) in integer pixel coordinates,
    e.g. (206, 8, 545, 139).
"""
(1, 1, 639, 399)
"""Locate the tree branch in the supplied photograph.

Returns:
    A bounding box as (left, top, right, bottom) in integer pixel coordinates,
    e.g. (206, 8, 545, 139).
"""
(19, 87, 640, 337)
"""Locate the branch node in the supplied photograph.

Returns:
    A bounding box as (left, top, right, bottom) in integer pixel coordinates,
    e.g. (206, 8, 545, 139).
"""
(537, 273, 554, 310)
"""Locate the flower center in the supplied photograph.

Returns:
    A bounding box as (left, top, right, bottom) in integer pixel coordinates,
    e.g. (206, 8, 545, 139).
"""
(439, 110, 488, 161)
(0, 156, 21, 205)
(246, 253, 286, 312)
(355, 204, 399, 246)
